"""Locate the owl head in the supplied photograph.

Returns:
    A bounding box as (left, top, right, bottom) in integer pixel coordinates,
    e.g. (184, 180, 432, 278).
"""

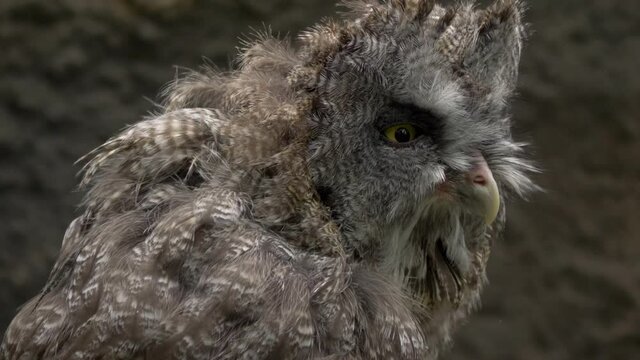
(291, 0, 536, 279)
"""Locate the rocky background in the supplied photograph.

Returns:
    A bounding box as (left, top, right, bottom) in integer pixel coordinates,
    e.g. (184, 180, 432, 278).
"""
(0, 0, 638, 359)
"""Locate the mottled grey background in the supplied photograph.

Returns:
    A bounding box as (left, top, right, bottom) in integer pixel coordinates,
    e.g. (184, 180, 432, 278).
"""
(0, 0, 638, 359)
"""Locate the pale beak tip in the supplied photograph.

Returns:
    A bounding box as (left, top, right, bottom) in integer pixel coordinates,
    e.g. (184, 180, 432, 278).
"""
(467, 154, 500, 225)
(484, 181, 500, 225)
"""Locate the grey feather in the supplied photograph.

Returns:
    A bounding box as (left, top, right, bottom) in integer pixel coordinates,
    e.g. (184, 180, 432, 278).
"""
(1, 1, 535, 359)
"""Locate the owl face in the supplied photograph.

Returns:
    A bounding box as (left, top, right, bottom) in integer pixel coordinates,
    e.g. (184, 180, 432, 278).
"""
(306, 2, 535, 275)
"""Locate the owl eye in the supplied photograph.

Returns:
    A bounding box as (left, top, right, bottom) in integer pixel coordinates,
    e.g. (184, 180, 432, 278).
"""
(383, 124, 421, 144)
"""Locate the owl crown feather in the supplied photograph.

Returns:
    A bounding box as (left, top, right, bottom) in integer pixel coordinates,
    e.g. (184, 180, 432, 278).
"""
(297, 0, 525, 94)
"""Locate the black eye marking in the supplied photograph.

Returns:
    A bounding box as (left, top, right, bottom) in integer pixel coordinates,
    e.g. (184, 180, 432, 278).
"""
(377, 101, 443, 145)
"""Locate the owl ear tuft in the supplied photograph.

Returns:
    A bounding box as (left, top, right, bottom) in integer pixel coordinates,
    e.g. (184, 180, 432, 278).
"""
(389, 0, 407, 11)
(389, 0, 436, 21)
(417, 0, 436, 19)
(467, 0, 526, 91)
(435, 1, 525, 92)
(404, 0, 436, 21)
(340, 0, 436, 22)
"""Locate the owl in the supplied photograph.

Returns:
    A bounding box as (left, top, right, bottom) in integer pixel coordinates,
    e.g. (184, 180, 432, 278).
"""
(1, 0, 536, 359)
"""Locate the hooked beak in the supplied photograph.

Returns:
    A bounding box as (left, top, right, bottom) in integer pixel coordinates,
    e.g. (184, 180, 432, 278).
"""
(436, 153, 500, 225)
(465, 154, 500, 225)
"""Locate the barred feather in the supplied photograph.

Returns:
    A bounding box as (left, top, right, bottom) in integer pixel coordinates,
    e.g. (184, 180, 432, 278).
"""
(2, 1, 534, 359)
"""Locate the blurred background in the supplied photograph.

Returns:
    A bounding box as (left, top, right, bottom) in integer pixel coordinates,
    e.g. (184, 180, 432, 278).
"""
(0, 0, 638, 358)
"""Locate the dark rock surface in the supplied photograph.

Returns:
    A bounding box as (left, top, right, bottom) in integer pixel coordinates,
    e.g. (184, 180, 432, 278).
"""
(0, 0, 638, 359)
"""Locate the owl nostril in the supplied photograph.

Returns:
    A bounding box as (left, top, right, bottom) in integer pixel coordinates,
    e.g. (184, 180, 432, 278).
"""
(464, 154, 501, 225)
(472, 174, 487, 186)
(466, 152, 494, 187)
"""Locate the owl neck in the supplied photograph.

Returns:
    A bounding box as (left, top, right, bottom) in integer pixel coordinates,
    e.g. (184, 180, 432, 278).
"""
(374, 203, 493, 311)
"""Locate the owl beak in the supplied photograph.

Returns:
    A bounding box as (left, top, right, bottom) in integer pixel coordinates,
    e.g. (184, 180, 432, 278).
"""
(465, 154, 500, 225)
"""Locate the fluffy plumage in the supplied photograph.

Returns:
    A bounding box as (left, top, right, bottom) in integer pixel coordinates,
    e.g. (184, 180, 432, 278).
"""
(1, 0, 536, 359)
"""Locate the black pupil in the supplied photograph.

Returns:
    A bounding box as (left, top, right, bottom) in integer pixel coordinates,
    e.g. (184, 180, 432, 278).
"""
(395, 127, 411, 142)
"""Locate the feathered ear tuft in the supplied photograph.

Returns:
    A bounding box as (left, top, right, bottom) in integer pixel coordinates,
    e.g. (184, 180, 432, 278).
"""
(434, 0, 526, 93)
(387, 0, 437, 21)
(415, 0, 436, 21)
(389, 0, 407, 11)
(394, 0, 436, 21)
(339, 0, 435, 23)
(468, 0, 526, 91)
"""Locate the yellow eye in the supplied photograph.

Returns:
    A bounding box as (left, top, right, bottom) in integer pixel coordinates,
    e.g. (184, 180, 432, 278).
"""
(384, 124, 419, 143)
